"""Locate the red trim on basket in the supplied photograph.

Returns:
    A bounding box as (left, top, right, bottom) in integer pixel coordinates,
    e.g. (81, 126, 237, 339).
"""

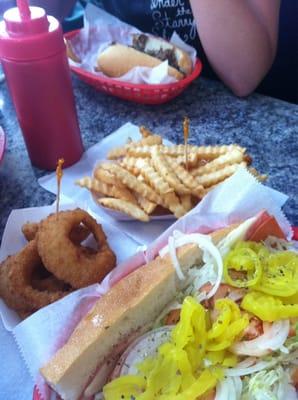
(292, 226, 298, 241)
(32, 386, 41, 400)
(65, 31, 202, 104)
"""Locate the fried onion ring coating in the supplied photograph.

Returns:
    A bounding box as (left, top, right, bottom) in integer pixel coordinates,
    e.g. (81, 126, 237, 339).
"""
(22, 221, 90, 244)
(5, 241, 70, 310)
(37, 209, 116, 288)
(0, 256, 35, 314)
(22, 222, 39, 241)
(31, 265, 71, 292)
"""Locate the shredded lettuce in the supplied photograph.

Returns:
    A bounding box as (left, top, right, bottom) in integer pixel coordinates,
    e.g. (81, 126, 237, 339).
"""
(263, 236, 297, 253)
(187, 261, 217, 294)
(283, 322, 298, 354)
(240, 366, 296, 400)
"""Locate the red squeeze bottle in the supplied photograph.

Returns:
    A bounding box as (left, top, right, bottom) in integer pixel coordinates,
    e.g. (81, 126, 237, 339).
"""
(0, 0, 84, 170)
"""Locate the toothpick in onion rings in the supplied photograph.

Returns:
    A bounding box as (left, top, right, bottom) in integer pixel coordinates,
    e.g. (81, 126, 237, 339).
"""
(36, 209, 116, 288)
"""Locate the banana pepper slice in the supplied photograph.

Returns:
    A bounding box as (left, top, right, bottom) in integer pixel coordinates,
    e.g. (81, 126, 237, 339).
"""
(255, 251, 298, 297)
(103, 375, 146, 400)
(241, 291, 298, 322)
(224, 242, 298, 297)
(206, 298, 249, 351)
(104, 297, 244, 399)
(224, 247, 262, 288)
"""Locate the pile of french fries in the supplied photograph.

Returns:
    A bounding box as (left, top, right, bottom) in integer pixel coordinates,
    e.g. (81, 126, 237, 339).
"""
(76, 126, 265, 222)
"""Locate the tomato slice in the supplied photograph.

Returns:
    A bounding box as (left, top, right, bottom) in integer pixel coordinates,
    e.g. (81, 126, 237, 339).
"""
(245, 211, 270, 239)
(246, 213, 285, 242)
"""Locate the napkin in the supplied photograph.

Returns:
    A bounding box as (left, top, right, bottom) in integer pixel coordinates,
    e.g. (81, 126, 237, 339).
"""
(11, 168, 293, 400)
(67, 3, 197, 84)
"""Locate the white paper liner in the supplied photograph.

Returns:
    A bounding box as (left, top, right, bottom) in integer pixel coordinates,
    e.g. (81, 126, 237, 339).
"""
(67, 4, 197, 85)
(0, 200, 139, 332)
(38, 122, 176, 245)
(3, 167, 292, 400)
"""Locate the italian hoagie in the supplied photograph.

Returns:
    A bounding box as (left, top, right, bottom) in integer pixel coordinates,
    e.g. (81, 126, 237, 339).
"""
(40, 224, 237, 399)
(40, 214, 298, 400)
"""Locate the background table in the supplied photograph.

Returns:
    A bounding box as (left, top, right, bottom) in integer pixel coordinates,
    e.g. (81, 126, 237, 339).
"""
(0, 75, 297, 399)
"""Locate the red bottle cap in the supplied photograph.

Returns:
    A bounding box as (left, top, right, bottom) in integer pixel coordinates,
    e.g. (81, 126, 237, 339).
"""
(0, 6, 65, 61)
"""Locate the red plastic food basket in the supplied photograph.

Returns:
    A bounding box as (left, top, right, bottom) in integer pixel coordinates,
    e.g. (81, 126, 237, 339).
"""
(65, 32, 202, 105)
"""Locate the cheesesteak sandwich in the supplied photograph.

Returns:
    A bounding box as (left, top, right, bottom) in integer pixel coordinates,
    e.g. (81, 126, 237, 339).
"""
(41, 213, 298, 400)
(96, 33, 193, 80)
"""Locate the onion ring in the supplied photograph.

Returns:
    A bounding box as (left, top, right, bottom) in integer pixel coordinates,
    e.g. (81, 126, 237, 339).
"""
(31, 270, 70, 292)
(0, 256, 35, 314)
(22, 221, 90, 244)
(36, 209, 116, 288)
(6, 240, 70, 310)
(21, 222, 39, 241)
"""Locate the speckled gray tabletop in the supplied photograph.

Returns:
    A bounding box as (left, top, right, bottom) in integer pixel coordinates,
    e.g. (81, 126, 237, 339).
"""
(0, 72, 298, 400)
(0, 75, 297, 239)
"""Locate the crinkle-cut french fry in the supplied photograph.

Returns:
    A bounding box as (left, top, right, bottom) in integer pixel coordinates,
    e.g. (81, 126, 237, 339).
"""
(248, 167, 267, 182)
(139, 126, 162, 140)
(139, 126, 151, 138)
(191, 148, 245, 176)
(127, 144, 193, 158)
(180, 194, 193, 212)
(165, 156, 204, 198)
(135, 158, 173, 195)
(101, 163, 162, 204)
(98, 198, 150, 222)
(136, 174, 166, 211)
(137, 175, 145, 182)
(107, 135, 163, 159)
(165, 144, 245, 160)
(196, 162, 247, 187)
(107, 146, 128, 160)
(193, 144, 246, 160)
(160, 144, 188, 156)
(151, 148, 191, 195)
(93, 166, 125, 188)
(201, 182, 221, 196)
(126, 144, 245, 163)
(134, 192, 157, 215)
(163, 192, 186, 218)
(75, 176, 105, 193)
(175, 152, 200, 168)
(135, 159, 186, 218)
(136, 174, 156, 212)
(120, 157, 142, 176)
(75, 177, 137, 204)
(244, 154, 253, 165)
(125, 144, 157, 158)
(139, 135, 163, 146)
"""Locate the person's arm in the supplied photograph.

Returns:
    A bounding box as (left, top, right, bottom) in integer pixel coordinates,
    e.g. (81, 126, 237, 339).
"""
(189, 0, 281, 96)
